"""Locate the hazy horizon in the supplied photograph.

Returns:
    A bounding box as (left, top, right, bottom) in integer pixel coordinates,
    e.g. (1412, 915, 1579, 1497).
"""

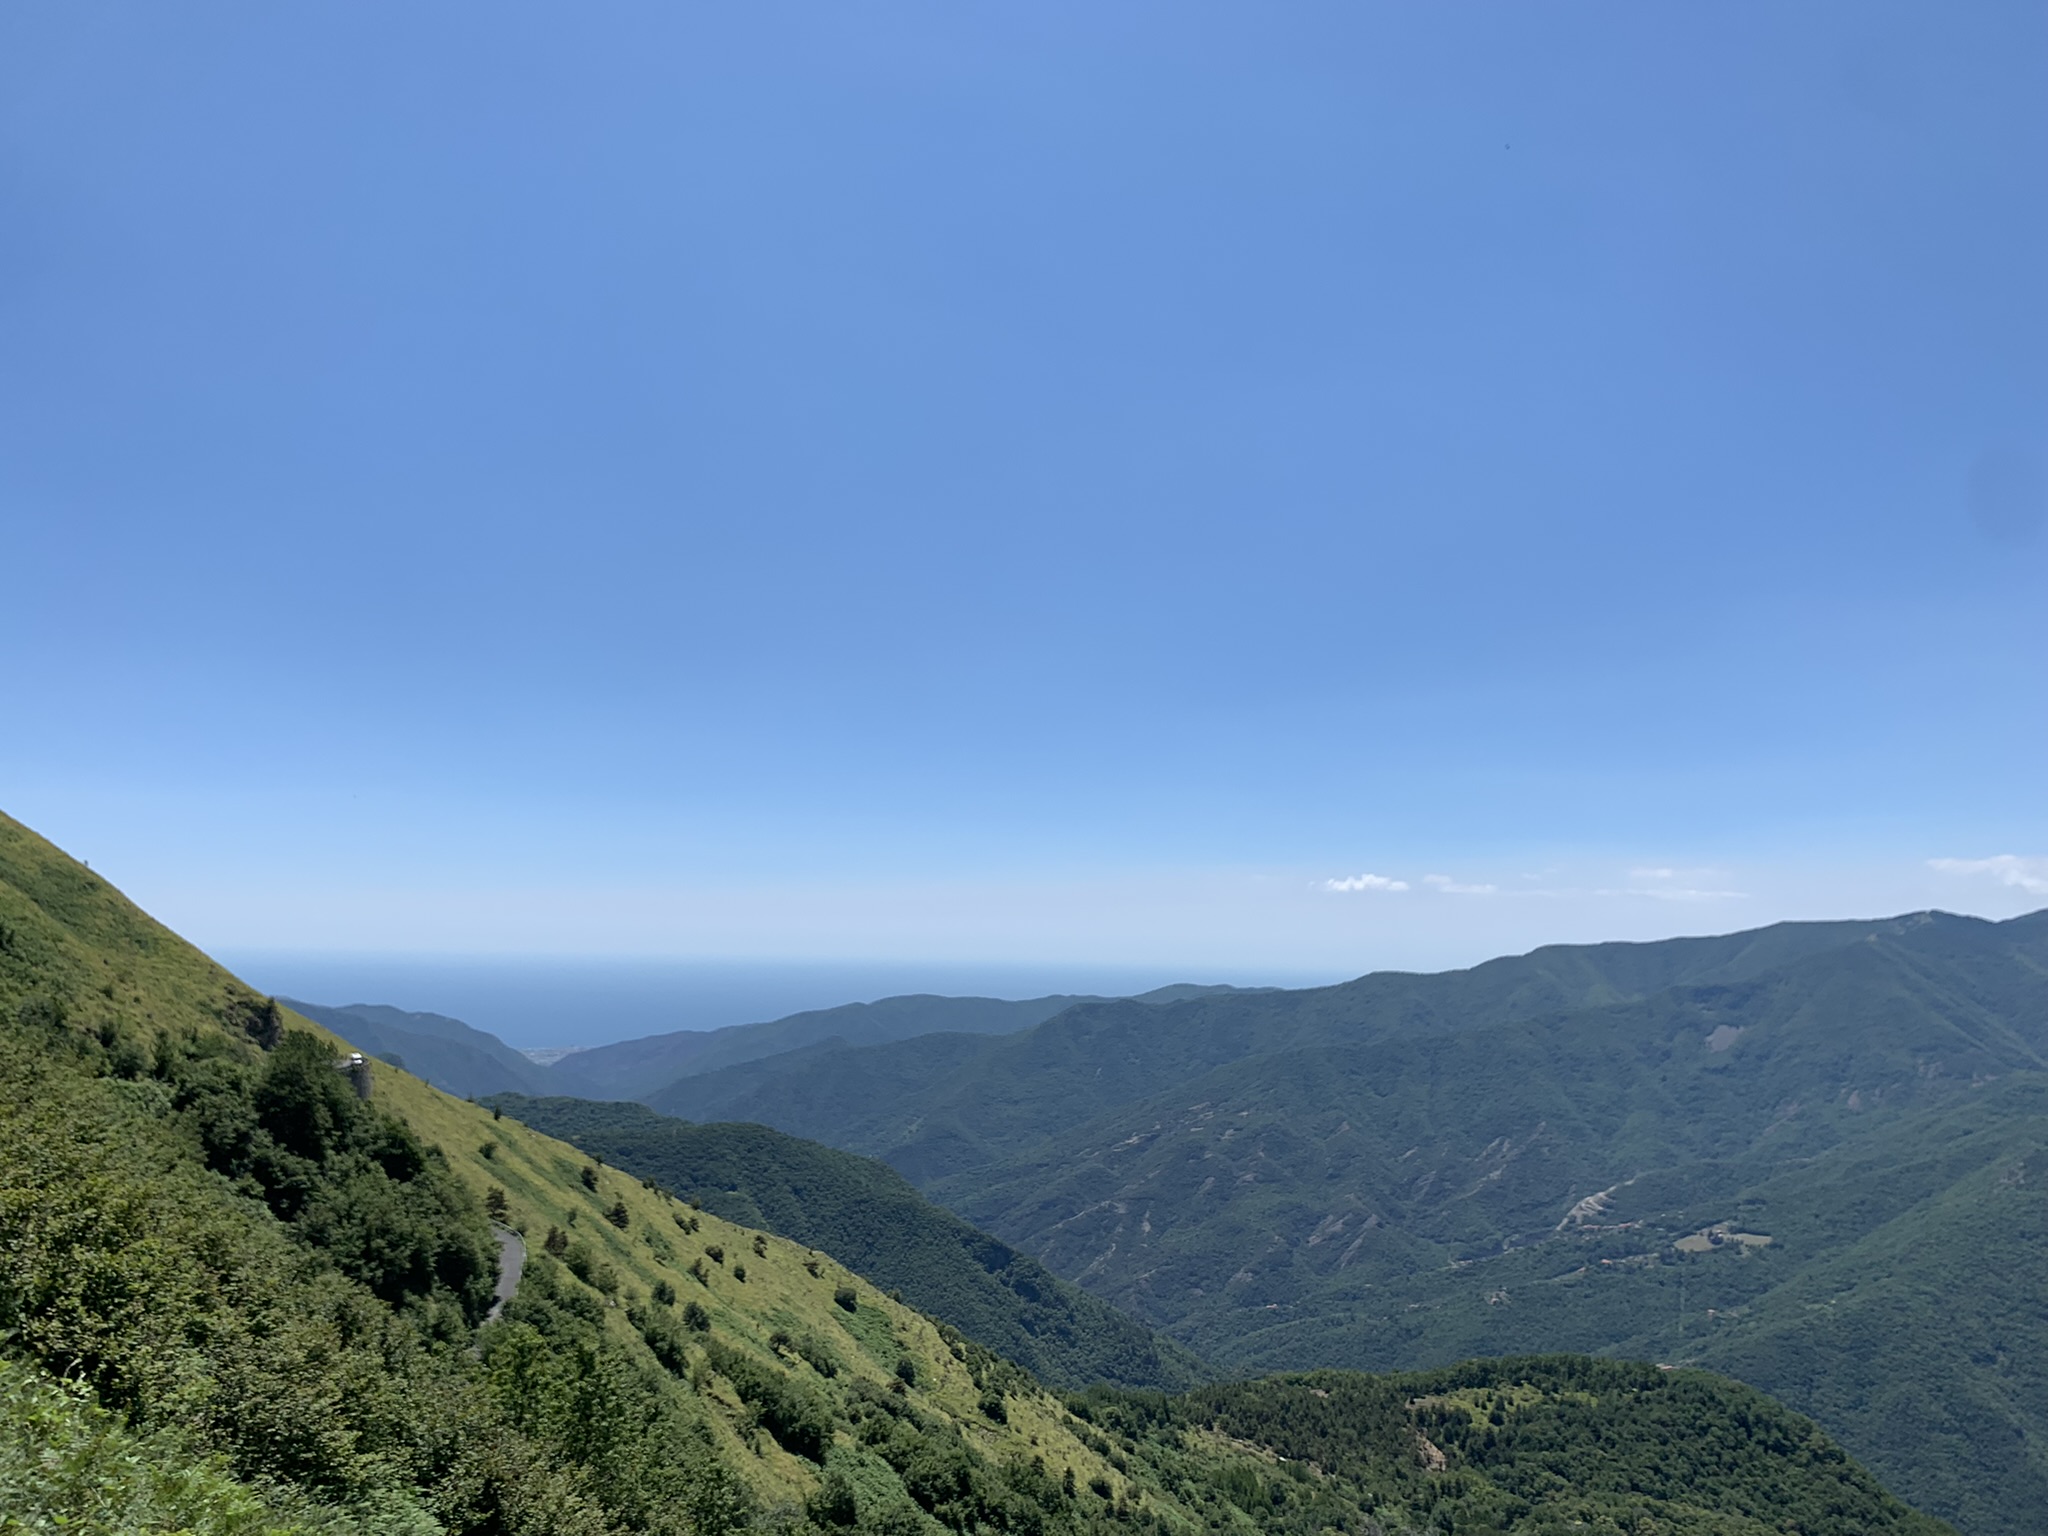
(222, 951, 1342, 1051)
(220, 894, 2046, 1050)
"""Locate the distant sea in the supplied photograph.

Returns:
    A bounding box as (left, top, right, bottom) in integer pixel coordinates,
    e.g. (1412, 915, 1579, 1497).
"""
(216, 953, 1344, 1051)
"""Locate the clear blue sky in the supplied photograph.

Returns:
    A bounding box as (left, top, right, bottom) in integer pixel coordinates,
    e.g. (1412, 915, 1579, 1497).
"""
(4, 2, 2044, 980)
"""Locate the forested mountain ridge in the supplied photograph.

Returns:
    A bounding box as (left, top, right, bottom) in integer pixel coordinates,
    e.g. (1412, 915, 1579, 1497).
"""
(548, 985, 1269, 1103)
(641, 909, 2048, 1535)
(643, 913, 1953, 1177)
(485, 1094, 1209, 1392)
(0, 807, 1960, 1534)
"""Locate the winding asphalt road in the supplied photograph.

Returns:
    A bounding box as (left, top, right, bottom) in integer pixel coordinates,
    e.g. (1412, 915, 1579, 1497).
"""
(487, 1225, 525, 1323)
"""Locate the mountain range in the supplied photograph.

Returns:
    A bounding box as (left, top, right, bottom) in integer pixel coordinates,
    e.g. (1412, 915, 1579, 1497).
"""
(538, 909, 2048, 1536)
(287, 987, 1275, 1105)
(544, 985, 1272, 1103)
(0, 805, 1958, 1536)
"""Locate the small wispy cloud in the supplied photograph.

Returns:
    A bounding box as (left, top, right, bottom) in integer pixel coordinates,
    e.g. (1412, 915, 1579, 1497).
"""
(1423, 874, 1498, 896)
(1595, 886, 1749, 902)
(1322, 865, 1751, 902)
(1323, 873, 1409, 893)
(1602, 866, 1746, 901)
(1928, 855, 2048, 895)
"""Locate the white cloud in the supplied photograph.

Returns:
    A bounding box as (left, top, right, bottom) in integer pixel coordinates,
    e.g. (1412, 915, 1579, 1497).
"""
(1630, 867, 1678, 881)
(1423, 874, 1499, 896)
(1928, 855, 2048, 895)
(1323, 873, 1409, 893)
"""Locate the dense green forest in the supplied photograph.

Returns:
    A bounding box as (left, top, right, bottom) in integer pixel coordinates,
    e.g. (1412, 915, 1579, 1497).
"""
(483, 1095, 1207, 1391)
(634, 911, 2048, 1535)
(0, 808, 1962, 1533)
(1084, 1356, 1952, 1536)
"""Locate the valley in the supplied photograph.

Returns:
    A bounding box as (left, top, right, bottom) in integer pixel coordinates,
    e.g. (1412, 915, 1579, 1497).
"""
(0, 808, 1982, 1535)
(548, 910, 2048, 1535)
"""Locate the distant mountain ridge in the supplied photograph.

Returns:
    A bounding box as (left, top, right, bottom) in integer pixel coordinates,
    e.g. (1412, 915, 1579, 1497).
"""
(641, 914, 1924, 1178)
(278, 983, 1269, 1103)
(544, 982, 1270, 1100)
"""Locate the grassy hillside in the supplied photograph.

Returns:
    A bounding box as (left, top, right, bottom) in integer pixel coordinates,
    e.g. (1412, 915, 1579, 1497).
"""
(0, 809, 1171, 1532)
(0, 809, 1960, 1534)
(639, 912, 2048, 1535)
(549, 987, 1268, 1103)
(484, 1095, 1208, 1392)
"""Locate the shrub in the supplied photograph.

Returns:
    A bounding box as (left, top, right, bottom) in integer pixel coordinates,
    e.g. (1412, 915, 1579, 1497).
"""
(562, 1242, 619, 1296)
(652, 1279, 676, 1306)
(796, 1335, 840, 1379)
(682, 1301, 711, 1333)
(0, 1358, 288, 1535)
(704, 1244, 724, 1265)
(702, 1340, 831, 1462)
(604, 1198, 629, 1230)
(833, 1285, 858, 1312)
(806, 1468, 858, 1527)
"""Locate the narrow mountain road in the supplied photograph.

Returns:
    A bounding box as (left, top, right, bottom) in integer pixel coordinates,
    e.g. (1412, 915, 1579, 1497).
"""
(487, 1225, 525, 1323)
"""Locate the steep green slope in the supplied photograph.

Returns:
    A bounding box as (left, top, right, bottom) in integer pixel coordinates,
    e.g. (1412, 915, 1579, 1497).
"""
(485, 1095, 1208, 1391)
(551, 986, 1266, 1103)
(287, 997, 559, 1099)
(0, 808, 1165, 1532)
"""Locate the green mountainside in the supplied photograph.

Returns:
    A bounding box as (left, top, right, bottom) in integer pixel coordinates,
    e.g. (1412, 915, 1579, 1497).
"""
(642, 912, 2048, 1535)
(483, 1095, 1208, 1392)
(642, 917, 1916, 1182)
(549, 986, 1269, 1103)
(0, 807, 1960, 1534)
(287, 997, 559, 1099)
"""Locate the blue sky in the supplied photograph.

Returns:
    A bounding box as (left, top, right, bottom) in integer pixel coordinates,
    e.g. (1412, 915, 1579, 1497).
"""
(4, 2, 2045, 982)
